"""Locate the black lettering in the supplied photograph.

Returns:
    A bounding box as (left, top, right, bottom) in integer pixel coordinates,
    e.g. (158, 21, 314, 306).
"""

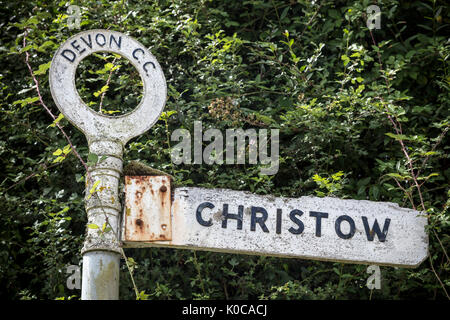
(276, 209, 282, 234)
(109, 34, 122, 49)
(80, 35, 92, 49)
(71, 40, 85, 54)
(288, 209, 304, 235)
(143, 61, 156, 76)
(132, 48, 145, 62)
(61, 49, 76, 63)
(362, 216, 391, 242)
(335, 215, 356, 239)
(195, 202, 214, 227)
(309, 211, 328, 237)
(95, 33, 106, 47)
(250, 206, 269, 233)
(222, 204, 243, 230)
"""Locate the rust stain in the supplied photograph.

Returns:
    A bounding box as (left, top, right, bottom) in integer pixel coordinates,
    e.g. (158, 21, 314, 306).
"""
(124, 176, 172, 242)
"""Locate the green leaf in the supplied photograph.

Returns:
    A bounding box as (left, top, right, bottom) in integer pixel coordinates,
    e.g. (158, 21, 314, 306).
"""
(87, 153, 99, 164)
(137, 290, 149, 300)
(52, 156, 65, 163)
(418, 173, 439, 180)
(370, 185, 380, 200)
(89, 180, 101, 194)
(87, 224, 99, 229)
(357, 177, 371, 187)
(104, 62, 114, 70)
(280, 7, 289, 21)
(159, 110, 177, 121)
(12, 96, 39, 107)
(355, 84, 365, 94)
(34, 61, 51, 75)
(341, 55, 350, 66)
(53, 149, 62, 156)
(386, 173, 407, 180)
(385, 132, 409, 141)
(331, 171, 344, 181)
(93, 85, 109, 97)
(26, 16, 39, 26)
(62, 144, 72, 155)
(48, 113, 64, 128)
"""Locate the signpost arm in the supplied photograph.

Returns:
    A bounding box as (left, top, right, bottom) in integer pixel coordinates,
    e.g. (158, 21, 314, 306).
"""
(81, 140, 123, 300)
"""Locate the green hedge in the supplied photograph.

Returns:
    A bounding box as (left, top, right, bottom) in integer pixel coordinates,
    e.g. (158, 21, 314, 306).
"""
(0, 0, 448, 300)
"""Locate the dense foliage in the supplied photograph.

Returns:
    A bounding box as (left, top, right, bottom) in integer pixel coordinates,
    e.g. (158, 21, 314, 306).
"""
(0, 0, 448, 300)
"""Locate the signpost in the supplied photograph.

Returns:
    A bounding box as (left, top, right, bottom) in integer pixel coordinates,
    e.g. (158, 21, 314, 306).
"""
(49, 30, 167, 299)
(122, 177, 428, 268)
(50, 30, 428, 299)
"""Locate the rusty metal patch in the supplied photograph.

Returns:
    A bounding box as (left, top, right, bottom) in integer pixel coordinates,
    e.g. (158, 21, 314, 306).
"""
(124, 176, 172, 242)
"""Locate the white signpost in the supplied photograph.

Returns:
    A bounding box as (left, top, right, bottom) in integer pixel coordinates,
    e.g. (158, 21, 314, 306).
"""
(49, 30, 167, 300)
(122, 178, 428, 268)
(49, 30, 428, 300)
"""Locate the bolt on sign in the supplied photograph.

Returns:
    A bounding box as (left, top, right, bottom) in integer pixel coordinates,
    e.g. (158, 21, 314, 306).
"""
(122, 177, 428, 268)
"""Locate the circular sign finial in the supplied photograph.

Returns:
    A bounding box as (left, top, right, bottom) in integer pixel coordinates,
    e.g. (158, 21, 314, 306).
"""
(49, 29, 167, 144)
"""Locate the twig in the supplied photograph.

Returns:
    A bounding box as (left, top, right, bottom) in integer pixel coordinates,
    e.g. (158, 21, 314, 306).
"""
(429, 256, 450, 299)
(99, 57, 118, 113)
(23, 29, 90, 177)
(417, 126, 449, 179)
(3, 162, 59, 192)
(369, 27, 449, 298)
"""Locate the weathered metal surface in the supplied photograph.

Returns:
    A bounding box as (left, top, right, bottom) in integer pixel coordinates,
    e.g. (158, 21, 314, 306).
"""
(122, 187, 428, 268)
(49, 30, 167, 300)
(81, 251, 120, 300)
(124, 176, 172, 242)
(49, 29, 167, 145)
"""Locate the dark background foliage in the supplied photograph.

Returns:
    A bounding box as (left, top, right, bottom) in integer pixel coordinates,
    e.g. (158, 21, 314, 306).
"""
(0, 0, 448, 300)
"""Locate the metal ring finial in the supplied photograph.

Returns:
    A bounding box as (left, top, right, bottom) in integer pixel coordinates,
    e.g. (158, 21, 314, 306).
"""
(49, 29, 167, 144)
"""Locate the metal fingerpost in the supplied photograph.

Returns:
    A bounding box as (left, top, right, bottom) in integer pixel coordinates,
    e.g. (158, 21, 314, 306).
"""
(49, 29, 166, 299)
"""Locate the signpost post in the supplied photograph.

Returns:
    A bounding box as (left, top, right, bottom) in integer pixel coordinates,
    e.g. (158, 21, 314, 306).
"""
(49, 30, 167, 299)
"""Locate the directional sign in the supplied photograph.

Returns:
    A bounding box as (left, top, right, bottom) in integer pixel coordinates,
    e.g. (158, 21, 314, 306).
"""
(121, 177, 428, 268)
